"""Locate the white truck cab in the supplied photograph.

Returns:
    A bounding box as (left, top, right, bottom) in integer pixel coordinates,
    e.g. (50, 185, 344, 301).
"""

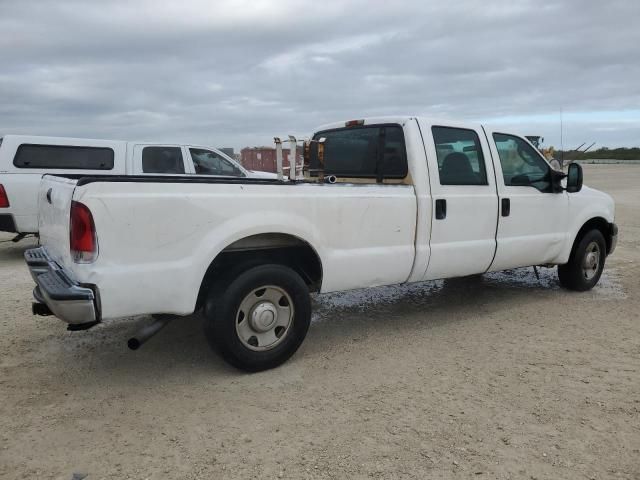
(25, 117, 617, 371)
(0, 135, 271, 236)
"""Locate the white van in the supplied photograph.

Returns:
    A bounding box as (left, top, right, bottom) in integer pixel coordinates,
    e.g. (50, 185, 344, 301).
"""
(0, 135, 273, 236)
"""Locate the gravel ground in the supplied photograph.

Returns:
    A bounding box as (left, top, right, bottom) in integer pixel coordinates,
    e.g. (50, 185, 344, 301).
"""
(1, 164, 638, 479)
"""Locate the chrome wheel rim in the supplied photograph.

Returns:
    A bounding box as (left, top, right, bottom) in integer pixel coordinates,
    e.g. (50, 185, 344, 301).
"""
(582, 241, 601, 280)
(235, 286, 294, 351)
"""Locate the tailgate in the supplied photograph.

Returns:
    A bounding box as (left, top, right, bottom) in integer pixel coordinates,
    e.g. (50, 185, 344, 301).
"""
(38, 175, 77, 268)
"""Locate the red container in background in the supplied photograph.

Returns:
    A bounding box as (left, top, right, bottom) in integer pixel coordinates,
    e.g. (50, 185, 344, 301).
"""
(240, 147, 292, 173)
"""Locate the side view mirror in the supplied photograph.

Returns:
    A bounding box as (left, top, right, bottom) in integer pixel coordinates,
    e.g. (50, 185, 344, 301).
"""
(566, 162, 583, 193)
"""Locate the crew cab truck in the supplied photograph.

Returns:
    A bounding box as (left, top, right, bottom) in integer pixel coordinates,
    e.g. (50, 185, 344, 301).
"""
(25, 117, 618, 371)
(0, 135, 272, 236)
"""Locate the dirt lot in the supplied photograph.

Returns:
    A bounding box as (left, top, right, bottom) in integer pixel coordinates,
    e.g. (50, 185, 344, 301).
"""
(1, 164, 638, 480)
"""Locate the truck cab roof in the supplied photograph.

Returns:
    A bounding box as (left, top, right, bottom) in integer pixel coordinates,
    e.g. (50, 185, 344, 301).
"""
(314, 116, 485, 133)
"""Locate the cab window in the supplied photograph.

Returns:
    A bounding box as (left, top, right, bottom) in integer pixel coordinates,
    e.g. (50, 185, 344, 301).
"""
(142, 146, 185, 174)
(190, 148, 244, 176)
(432, 126, 488, 185)
(493, 133, 551, 192)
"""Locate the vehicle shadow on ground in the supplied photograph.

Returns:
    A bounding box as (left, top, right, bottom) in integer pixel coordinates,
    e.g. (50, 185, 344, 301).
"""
(309, 271, 559, 341)
(0, 236, 38, 262)
(35, 268, 578, 383)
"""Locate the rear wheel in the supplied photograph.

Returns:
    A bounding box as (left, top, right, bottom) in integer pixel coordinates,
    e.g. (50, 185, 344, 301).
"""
(204, 264, 311, 372)
(558, 229, 606, 291)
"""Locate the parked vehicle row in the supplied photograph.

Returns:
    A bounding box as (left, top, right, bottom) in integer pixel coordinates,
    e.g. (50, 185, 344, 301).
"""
(0, 135, 275, 235)
(24, 117, 617, 371)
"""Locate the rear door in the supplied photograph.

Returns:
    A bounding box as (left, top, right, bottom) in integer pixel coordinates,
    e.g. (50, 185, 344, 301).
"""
(133, 144, 189, 175)
(418, 121, 499, 280)
(484, 129, 568, 270)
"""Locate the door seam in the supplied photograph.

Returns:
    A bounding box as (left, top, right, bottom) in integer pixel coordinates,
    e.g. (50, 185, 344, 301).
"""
(415, 118, 434, 280)
(481, 125, 500, 272)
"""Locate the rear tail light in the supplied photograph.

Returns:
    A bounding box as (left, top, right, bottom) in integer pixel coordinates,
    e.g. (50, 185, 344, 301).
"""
(0, 184, 9, 208)
(70, 201, 98, 263)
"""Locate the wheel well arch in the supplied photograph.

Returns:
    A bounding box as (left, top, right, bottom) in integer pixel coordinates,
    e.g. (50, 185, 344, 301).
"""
(570, 217, 611, 258)
(196, 233, 323, 310)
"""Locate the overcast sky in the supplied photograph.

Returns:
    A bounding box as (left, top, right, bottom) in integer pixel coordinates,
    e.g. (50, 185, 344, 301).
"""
(1, 0, 639, 150)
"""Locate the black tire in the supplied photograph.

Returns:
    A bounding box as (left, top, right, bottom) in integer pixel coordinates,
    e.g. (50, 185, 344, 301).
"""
(203, 264, 311, 372)
(558, 229, 606, 291)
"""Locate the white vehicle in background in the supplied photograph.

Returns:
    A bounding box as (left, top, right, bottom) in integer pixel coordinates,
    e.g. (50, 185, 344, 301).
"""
(0, 135, 273, 237)
(25, 117, 617, 371)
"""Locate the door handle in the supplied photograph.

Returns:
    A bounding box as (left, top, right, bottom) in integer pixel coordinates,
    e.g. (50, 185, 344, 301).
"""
(501, 198, 510, 217)
(435, 199, 447, 220)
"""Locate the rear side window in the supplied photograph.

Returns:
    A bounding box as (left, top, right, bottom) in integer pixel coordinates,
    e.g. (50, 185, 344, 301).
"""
(142, 146, 185, 174)
(13, 144, 114, 170)
(310, 124, 408, 179)
(432, 127, 488, 186)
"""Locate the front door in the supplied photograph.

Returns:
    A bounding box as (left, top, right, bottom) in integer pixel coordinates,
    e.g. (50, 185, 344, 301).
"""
(484, 130, 568, 271)
(420, 122, 499, 280)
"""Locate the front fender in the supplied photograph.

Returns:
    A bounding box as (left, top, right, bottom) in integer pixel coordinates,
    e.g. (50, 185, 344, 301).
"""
(557, 186, 615, 263)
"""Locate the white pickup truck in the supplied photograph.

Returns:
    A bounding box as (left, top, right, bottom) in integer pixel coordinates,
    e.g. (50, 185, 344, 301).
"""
(0, 135, 273, 236)
(25, 117, 618, 371)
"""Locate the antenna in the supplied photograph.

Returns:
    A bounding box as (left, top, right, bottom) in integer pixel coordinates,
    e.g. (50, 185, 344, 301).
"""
(560, 107, 564, 169)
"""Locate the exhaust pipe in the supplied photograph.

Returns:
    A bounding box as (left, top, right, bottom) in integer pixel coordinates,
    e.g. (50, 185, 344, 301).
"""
(127, 315, 173, 350)
(324, 175, 337, 184)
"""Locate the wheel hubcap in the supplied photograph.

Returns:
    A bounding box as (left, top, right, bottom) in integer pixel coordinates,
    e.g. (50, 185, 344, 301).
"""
(236, 286, 294, 351)
(250, 302, 278, 332)
(582, 241, 601, 280)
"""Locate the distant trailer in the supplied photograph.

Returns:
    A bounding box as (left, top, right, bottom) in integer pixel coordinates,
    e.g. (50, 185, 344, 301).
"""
(219, 147, 235, 158)
(525, 135, 543, 149)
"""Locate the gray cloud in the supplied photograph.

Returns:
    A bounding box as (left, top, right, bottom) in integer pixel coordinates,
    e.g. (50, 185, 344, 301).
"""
(1, 0, 639, 149)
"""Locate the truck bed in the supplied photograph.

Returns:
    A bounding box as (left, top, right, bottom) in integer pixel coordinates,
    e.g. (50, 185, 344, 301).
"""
(38, 173, 418, 319)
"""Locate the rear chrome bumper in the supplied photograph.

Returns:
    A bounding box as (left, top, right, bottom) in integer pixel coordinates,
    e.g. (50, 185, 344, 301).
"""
(608, 222, 618, 255)
(25, 247, 99, 327)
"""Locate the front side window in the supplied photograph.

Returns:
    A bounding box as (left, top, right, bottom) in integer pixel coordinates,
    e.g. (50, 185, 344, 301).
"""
(432, 126, 488, 186)
(189, 148, 244, 176)
(493, 133, 551, 191)
(310, 124, 408, 179)
(142, 146, 185, 174)
(13, 144, 114, 170)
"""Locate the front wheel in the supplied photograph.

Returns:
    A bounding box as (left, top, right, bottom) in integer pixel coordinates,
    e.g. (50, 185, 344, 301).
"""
(204, 264, 311, 372)
(558, 229, 606, 291)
